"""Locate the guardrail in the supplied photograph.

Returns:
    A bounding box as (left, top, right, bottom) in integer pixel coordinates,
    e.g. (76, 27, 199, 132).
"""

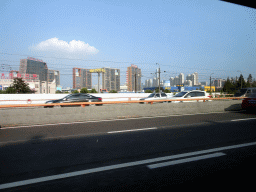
(0, 97, 245, 108)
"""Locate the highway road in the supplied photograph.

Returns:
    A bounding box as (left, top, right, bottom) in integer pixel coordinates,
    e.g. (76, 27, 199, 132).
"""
(1, 111, 256, 191)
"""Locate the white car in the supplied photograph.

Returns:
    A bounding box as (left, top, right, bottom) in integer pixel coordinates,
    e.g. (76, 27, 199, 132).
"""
(169, 90, 210, 103)
(139, 92, 169, 103)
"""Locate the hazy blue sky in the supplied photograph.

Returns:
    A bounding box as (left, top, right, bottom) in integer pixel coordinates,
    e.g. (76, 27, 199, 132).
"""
(1, 0, 256, 88)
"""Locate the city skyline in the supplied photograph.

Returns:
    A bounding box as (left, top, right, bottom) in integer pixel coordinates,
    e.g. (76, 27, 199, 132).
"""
(1, 59, 254, 89)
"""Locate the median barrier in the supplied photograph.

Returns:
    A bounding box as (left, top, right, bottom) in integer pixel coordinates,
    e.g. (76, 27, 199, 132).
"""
(0, 98, 243, 127)
(0, 97, 244, 108)
(0, 93, 152, 105)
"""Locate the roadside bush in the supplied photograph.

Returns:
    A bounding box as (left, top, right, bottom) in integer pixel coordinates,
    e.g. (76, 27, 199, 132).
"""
(90, 89, 98, 93)
(109, 90, 117, 93)
(145, 90, 153, 93)
(80, 87, 89, 93)
(72, 90, 79, 94)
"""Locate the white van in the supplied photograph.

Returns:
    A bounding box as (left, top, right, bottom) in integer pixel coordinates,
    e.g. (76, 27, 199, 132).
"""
(169, 90, 209, 103)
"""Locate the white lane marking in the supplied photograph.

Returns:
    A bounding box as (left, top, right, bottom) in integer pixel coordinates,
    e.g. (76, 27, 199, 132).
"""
(107, 127, 157, 133)
(1, 141, 256, 190)
(147, 152, 226, 169)
(0, 112, 230, 130)
(231, 118, 256, 122)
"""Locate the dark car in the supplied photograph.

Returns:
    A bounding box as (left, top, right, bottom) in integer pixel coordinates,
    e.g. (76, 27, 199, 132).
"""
(242, 93, 256, 112)
(234, 88, 256, 97)
(44, 93, 103, 108)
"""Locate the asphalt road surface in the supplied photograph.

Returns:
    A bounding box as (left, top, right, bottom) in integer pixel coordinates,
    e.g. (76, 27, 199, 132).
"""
(1, 111, 256, 191)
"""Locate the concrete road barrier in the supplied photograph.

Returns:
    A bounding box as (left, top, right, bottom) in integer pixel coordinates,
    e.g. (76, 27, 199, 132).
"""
(0, 100, 242, 127)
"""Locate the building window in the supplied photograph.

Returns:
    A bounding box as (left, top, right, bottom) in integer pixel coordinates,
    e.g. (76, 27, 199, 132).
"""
(35, 84, 38, 88)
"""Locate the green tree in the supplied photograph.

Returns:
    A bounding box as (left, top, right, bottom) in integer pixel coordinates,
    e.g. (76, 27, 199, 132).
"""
(145, 90, 153, 93)
(245, 81, 251, 88)
(90, 89, 98, 93)
(5, 87, 17, 93)
(247, 74, 253, 86)
(8, 78, 35, 93)
(235, 74, 247, 90)
(0, 90, 5, 94)
(55, 90, 62, 93)
(80, 87, 89, 93)
(223, 77, 236, 94)
(109, 90, 117, 93)
(252, 80, 256, 87)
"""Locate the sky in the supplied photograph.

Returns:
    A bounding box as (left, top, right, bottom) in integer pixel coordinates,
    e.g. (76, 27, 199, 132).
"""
(0, 0, 256, 88)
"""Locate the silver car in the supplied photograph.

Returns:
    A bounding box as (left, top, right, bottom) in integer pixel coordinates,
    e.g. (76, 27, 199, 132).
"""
(139, 92, 169, 104)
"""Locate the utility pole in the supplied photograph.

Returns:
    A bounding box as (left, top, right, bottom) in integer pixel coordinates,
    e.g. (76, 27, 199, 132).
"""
(156, 63, 160, 94)
(134, 73, 137, 93)
(153, 63, 166, 94)
(210, 73, 214, 95)
(97, 72, 100, 93)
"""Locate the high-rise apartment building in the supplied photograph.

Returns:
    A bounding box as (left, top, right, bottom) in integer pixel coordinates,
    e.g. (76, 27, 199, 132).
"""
(153, 77, 158, 87)
(48, 70, 60, 87)
(170, 77, 174, 86)
(169, 73, 184, 86)
(19, 57, 49, 93)
(186, 72, 198, 86)
(184, 80, 192, 86)
(213, 79, 226, 88)
(73, 68, 92, 89)
(127, 64, 141, 92)
(178, 73, 184, 85)
(20, 57, 48, 82)
(145, 79, 153, 88)
(102, 67, 120, 92)
(194, 72, 199, 85)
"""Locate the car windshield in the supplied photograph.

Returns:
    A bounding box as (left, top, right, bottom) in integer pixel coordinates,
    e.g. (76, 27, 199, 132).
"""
(234, 89, 247, 96)
(174, 92, 188, 97)
(148, 93, 155, 98)
(63, 94, 72, 99)
(248, 93, 256, 98)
